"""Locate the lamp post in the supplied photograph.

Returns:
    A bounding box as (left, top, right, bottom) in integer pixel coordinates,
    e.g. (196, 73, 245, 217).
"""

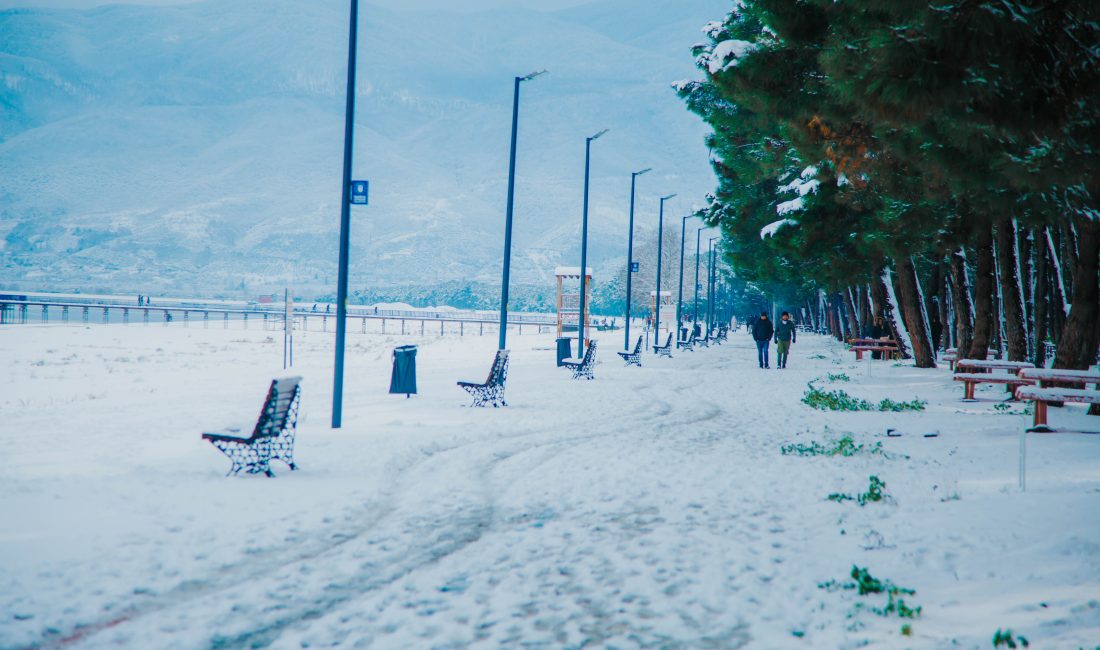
(676, 214, 694, 340)
(693, 226, 705, 324)
(707, 236, 719, 333)
(653, 193, 676, 351)
(578, 128, 608, 357)
(332, 0, 360, 429)
(498, 69, 546, 351)
(623, 168, 651, 351)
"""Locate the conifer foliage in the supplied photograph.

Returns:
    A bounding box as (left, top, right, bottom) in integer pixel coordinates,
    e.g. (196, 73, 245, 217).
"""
(678, 0, 1100, 370)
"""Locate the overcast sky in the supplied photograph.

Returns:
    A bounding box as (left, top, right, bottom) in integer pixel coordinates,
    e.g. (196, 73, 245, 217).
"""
(0, 0, 598, 10)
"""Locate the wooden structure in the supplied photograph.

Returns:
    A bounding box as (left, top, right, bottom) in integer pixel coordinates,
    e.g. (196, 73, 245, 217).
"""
(646, 292, 673, 338)
(555, 267, 592, 346)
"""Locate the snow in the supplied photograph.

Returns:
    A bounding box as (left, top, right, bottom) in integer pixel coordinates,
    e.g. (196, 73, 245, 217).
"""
(776, 196, 804, 216)
(760, 218, 797, 239)
(554, 266, 593, 277)
(2, 323, 1099, 648)
(702, 39, 758, 74)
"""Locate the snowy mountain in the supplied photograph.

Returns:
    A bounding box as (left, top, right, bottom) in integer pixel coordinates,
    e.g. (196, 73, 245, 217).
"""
(0, 0, 723, 299)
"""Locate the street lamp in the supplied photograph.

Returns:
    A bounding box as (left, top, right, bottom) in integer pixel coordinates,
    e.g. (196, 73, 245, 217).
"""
(578, 128, 608, 357)
(623, 167, 651, 351)
(653, 193, 676, 352)
(676, 214, 694, 340)
(707, 236, 719, 333)
(498, 69, 546, 351)
(694, 226, 705, 324)
(332, 0, 360, 429)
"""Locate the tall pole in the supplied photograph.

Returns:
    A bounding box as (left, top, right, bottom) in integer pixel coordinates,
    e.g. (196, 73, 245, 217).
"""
(654, 194, 676, 351)
(624, 168, 650, 351)
(332, 0, 359, 429)
(677, 214, 692, 338)
(708, 237, 718, 333)
(694, 226, 704, 323)
(578, 129, 608, 356)
(498, 70, 544, 351)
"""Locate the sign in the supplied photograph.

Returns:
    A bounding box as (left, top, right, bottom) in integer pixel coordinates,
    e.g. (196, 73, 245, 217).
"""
(350, 180, 369, 205)
(630, 262, 639, 273)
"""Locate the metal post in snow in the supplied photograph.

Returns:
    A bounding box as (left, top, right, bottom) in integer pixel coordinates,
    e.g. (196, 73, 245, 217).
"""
(578, 128, 608, 357)
(498, 70, 545, 351)
(332, 0, 359, 429)
(624, 167, 651, 350)
(654, 194, 676, 350)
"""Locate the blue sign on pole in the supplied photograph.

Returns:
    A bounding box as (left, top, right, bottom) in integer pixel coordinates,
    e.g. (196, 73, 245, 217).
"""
(630, 262, 639, 273)
(350, 180, 369, 205)
(697, 283, 703, 290)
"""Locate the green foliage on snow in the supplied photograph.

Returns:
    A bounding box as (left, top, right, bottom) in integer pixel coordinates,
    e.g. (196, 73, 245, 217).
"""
(827, 476, 887, 506)
(819, 565, 921, 622)
(992, 629, 1030, 648)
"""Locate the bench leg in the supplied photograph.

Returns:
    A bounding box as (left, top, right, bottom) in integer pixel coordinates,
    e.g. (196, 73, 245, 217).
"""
(965, 381, 975, 401)
(855, 350, 863, 361)
(1033, 400, 1047, 428)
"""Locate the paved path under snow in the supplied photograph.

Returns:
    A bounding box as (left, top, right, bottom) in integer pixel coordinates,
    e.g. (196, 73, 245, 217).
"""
(2, 325, 1098, 648)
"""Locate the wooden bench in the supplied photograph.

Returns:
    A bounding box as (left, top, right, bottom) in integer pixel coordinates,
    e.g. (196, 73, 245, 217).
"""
(953, 359, 1036, 401)
(202, 376, 302, 477)
(458, 349, 509, 407)
(850, 345, 899, 361)
(676, 332, 696, 351)
(941, 348, 958, 371)
(563, 340, 598, 380)
(653, 333, 673, 358)
(617, 336, 643, 367)
(1016, 385, 1100, 432)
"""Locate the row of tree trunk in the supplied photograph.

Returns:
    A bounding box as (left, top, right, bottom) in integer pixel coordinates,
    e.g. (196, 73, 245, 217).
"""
(800, 216, 1100, 372)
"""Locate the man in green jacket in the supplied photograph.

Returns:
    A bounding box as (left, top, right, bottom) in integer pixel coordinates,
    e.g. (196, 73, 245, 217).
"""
(774, 311, 797, 369)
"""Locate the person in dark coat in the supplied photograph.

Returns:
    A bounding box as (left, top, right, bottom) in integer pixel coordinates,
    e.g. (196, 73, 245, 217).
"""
(752, 311, 774, 368)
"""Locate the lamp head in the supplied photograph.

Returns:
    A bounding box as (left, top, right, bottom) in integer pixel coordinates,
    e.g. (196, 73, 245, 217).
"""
(661, 193, 678, 202)
(634, 167, 652, 177)
(521, 69, 547, 82)
(589, 128, 609, 141)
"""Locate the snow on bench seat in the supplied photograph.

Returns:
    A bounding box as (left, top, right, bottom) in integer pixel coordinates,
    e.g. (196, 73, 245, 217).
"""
(1015, 385, 1100, 432)
(1017, 368, 1100, 386)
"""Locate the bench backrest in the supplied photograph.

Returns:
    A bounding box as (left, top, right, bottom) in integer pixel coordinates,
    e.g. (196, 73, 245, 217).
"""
(663, 333, 672, 347)
(632, 336, 643, 354)
(251, 376, 302, 439)
(487, 349, 510, 386)
(581, 340, 598, 366)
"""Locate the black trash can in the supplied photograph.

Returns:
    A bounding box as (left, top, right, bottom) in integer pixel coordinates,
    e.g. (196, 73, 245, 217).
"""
(555, 337, 573, 367)
(390, 345, 417, 397)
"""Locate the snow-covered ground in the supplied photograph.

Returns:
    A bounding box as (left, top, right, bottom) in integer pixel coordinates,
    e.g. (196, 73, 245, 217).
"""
(2, 322, 1098, 649)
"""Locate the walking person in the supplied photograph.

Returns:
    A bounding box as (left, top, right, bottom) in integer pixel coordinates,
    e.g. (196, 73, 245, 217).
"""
(774, 311, 797, 368)
(752, 311, 773, 368)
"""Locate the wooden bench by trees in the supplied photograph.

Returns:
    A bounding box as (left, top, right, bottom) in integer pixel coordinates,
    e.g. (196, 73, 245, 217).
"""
(617, 336, 643, 367)
(458, 349, 510, 407)
(202, 376, 302, 477)
(1015, 368, 1100, 431)
(563, 340, 598, 379)
(653, 333, 673, 358)
(848, 338, 899, 361)
(953, 359, 1036, 401)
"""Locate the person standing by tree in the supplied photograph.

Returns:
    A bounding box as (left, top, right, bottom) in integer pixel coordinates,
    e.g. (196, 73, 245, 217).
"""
(752, 311, 774, 368)
(774, 311, 797, 369)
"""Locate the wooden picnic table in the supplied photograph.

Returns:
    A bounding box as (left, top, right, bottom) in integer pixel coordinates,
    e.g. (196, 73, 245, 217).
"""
(952, 359, 1036, 401)
(1016, 367, 1100, 387)
(848, 338, 898, 361)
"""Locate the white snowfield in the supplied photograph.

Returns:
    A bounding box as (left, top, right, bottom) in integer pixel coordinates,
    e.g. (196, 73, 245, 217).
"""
(1, 324, 1098, 649)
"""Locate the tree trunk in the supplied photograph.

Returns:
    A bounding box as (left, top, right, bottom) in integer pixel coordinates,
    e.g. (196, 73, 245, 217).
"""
(1053, 216, 1100, 370)
(874, 266, 912, 359)
(1032, 226, 1049, 367)
(968, 225, 995, 360)
(1020, 228, 1034, 360)
(858, 285, 872, 334)
(996, 219, 1029, 362)
(844, 287, 860, 340)
(938, 260, 952, 350)
(949, 248, 975, 357)
(926, 262, 944, 351)
(894, 257, 937, 368)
